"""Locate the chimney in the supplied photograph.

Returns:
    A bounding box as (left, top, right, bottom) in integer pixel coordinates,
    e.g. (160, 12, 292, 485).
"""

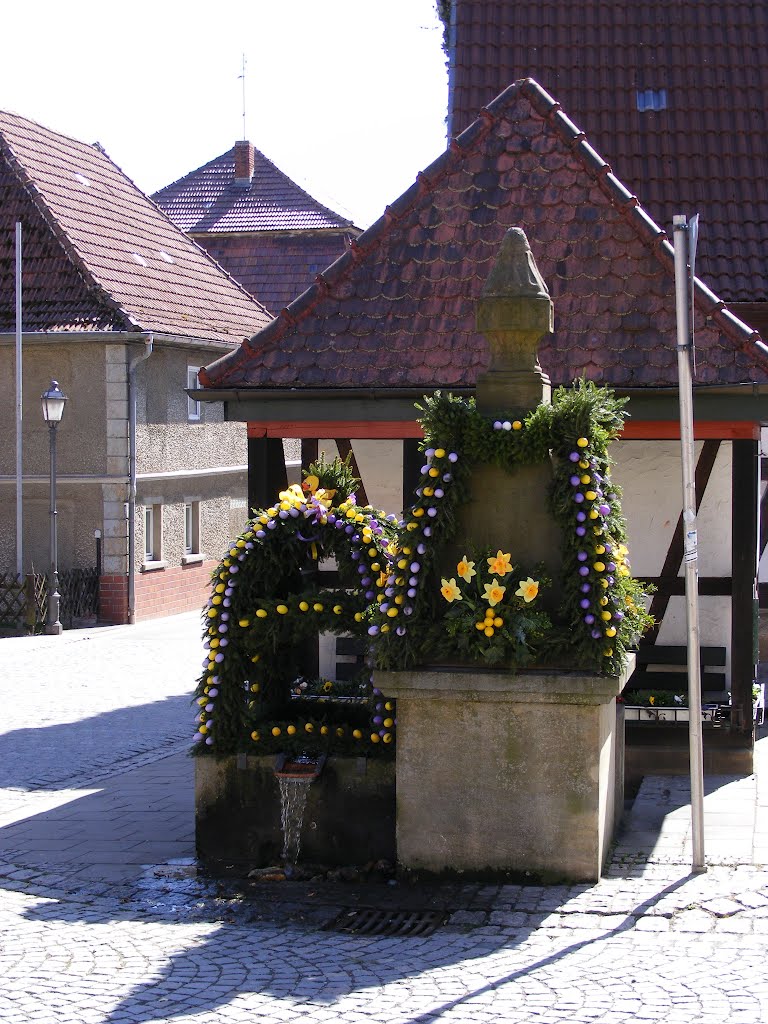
(234, 141, 254, 186)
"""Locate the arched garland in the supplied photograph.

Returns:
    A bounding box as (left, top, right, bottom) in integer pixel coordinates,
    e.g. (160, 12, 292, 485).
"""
(193, 381, 651, 757)
(193, 457, 400, 757)
(369, 381, 651, 675)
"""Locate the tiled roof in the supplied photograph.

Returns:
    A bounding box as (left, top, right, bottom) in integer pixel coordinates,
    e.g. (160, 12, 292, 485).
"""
(0, 111, 272, 343)
(447, 0, 768, 305)
(152, 143, 356, 234)
(191, 232, 353, 317)
(201, 80, 768, 393)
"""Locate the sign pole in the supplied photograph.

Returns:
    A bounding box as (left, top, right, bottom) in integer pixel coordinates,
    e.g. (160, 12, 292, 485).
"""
(672, 213, 706, 873)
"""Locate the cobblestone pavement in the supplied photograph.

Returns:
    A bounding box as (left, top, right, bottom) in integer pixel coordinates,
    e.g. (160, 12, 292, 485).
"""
(1, 615, 767, 1023)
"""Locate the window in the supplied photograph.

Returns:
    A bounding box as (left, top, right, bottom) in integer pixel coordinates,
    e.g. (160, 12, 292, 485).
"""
(187, 366, 201, 421)
(636, 88, 668, 112)
(143, 503, 163, 564)
(184, 501, 200, 557)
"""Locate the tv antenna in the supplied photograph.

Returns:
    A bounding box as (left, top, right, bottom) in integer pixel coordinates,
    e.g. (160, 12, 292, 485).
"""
(239, 54, 247, 139)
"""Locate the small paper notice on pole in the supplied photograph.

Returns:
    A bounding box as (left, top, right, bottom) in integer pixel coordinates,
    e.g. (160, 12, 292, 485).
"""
(684, 528, 698, 562)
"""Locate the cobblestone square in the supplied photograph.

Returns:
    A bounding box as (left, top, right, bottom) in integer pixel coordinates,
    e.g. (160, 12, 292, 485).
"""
(1, 613, 766, 1022)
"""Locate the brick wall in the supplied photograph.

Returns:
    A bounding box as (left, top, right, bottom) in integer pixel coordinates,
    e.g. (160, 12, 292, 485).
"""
(99, 561, 214, 623)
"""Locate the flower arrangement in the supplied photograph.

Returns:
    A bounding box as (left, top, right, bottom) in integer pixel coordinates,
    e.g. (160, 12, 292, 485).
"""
(193, 381, 652, 756)
(192, 454, 400, 757)
(369, 381, 652, 674)
(438, 550, 552, 665)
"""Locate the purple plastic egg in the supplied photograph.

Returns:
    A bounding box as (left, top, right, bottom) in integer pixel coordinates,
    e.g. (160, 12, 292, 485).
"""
(569, 452, 580, 462)
(365, 591, 375, 600)
(279, 510, 288, 519)
(580, 583, 591, 593)
(448, 452, 458, 462)
(580, 599, 591, 610)
(214, 652, 225, 663)
(579, 566, 590, 577)
(368, 625, 379, 636)
(576, 512, 587, 522)
(410, 562, 420, 573)
(577, 551, 588, 562)
(423, 527, 432, 537)
(396, 626, 406, 636)
(574, 493, 584, 503)
(584, 614, 595, 624)
(591, 629, 602, 639)
(209, 688, 219, 697)
(576, 527, 586, 537)
(407, 588, 417, 598)
(570, 475, 581, 486)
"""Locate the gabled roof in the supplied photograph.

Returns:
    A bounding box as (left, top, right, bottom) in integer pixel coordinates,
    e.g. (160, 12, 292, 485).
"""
(201, 79, 768, 393)
(446, 0, 768, 305)
(0, 111, 272, 344)
(152, 143, 356, 235)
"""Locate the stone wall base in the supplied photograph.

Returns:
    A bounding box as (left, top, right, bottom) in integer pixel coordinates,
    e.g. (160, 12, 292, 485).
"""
(195, 754, 396, 873)
(378, 664, 632, 883)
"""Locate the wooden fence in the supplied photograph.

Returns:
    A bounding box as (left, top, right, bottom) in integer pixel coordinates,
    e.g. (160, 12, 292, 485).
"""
(0, 568, 99, 633)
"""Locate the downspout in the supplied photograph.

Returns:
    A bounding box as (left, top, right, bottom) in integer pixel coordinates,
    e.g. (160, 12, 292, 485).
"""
(127, 334, 154, 624)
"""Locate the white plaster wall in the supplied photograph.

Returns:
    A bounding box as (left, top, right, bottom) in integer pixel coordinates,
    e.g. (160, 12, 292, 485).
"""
(612, 439, 733, 682)
(316, 439, 403, 516)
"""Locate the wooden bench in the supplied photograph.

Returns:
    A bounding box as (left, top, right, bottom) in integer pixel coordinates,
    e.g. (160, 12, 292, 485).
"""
(627, 644, 728, 701)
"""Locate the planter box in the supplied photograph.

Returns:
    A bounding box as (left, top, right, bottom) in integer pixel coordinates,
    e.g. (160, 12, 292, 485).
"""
(623, 705, 723, 723)
(195, 753, 395, 874)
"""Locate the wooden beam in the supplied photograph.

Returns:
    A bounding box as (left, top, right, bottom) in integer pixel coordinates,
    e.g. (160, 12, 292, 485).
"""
(402, 438, 423, 510)
(644, 440, 721, 643)
(621, 421, 760, 440)
(247, 437, 288, 515)
(335, 439, 369, 507)
(248, 421, 424, 439)
(731, 439, 759, 734)
(640, 576, 732, 597)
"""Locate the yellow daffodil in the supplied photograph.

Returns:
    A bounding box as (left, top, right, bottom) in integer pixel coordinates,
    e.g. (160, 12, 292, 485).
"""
(487, 550, 513, 576)
(457, 555, 476, 582)
(515, 577, 539, 603)
(482, 579, 506, 606)
(440, 578, 463, 602)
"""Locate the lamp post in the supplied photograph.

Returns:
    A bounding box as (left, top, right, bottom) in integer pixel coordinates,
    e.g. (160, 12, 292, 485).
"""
(41, 380, 67, 635)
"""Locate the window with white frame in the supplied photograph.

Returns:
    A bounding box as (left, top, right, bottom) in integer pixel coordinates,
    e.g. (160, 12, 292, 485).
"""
(184, 501, 201, 557)
(143, 503, 162, 563)
(187, 366, 201, 421)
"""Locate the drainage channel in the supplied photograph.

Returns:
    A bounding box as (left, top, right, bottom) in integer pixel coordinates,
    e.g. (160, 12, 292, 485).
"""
(323, 908, 447, 937)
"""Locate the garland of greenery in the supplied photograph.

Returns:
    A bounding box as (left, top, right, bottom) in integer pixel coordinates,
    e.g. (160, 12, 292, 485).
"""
(193, 381, 651, 758)
(368, 381, 651, 674)
(193, 454, 399, 758)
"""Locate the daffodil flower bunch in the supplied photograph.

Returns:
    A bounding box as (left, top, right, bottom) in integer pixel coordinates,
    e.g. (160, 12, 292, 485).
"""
(438, 548, 553, 666)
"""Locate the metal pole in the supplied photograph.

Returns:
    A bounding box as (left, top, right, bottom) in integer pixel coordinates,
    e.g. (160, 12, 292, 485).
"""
(673, 214, 706, 872)
(45, 422, 63, 635)
(15, 222, 23, 578)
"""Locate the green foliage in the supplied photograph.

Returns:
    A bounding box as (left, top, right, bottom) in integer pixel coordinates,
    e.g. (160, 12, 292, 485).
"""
(372, 380, 652, 675)
(194, 383, 653, 759)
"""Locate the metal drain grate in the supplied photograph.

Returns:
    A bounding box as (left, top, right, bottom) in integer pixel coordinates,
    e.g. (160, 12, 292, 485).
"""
(323, 908, 446, 937)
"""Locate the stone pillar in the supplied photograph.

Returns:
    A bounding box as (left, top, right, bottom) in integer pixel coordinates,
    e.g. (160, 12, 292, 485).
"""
(380, 660, 633, 882)
(456, 227, 560, 581)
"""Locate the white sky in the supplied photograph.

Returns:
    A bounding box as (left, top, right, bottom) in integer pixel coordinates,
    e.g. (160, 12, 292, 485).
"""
(2, 0, 449, 229)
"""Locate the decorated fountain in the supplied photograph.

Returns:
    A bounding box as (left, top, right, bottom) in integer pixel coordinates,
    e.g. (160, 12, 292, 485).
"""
(193, 228, 650, 882)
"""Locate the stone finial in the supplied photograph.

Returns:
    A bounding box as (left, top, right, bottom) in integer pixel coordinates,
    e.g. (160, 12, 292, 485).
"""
(475, 228, 554, 416)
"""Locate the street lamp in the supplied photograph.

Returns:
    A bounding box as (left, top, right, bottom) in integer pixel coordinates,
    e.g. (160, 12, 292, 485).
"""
(41, 380, 67, 635)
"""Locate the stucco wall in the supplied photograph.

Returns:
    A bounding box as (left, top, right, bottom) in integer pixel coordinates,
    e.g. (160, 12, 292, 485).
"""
(611, 440, 733, 678)
(0, 338, 110, 571)
(316, 439, 403, 515)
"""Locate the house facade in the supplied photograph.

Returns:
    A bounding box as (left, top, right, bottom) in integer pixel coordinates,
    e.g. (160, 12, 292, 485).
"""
(0, 111, 272, 624)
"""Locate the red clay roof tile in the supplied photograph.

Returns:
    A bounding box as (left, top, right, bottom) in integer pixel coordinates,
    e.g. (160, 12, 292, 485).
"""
(448, 0, 768, 305)
(200, 80, 768, 394)
(0, 111, 271, 343)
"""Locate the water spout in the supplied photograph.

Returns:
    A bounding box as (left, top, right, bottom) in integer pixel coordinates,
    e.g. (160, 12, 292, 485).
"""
(274, 754, 325, 864)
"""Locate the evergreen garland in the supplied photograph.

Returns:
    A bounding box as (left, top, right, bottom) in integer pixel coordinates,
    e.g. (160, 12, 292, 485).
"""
(193, 382, 652, 757)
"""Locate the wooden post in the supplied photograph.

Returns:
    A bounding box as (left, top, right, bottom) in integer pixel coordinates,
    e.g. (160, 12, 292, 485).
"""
(402, 438, 423, 509)
(247, 437, 287, 515)
(731, 438, 759, 734)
